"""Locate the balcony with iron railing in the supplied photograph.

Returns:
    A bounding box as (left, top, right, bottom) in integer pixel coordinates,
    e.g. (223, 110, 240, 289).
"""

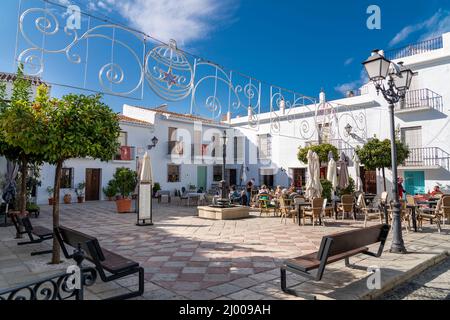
(396, 88, 443, 113)
(114, 146, 136, 161)
(385, 36, 443, 60)
(401, 147, 450, 171)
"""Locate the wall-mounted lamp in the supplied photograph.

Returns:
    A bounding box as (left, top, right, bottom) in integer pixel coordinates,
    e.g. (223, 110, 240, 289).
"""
(148, 136, 159, 150)
(345, 123, 353, 135)
(280, 167, 286, 173)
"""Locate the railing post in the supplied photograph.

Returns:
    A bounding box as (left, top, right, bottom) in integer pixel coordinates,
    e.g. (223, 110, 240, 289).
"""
(72, 244, 85, 301)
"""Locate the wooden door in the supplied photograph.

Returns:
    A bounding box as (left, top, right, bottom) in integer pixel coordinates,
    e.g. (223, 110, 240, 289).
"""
(85, 169, 101, 201)
(361, 168, 377, 194)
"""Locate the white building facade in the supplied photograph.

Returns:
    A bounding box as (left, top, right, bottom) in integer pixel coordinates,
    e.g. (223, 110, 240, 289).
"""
(23, 32, 450, 204)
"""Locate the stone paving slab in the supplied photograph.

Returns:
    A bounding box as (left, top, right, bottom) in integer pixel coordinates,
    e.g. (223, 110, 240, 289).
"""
(0, 201, 449, 300)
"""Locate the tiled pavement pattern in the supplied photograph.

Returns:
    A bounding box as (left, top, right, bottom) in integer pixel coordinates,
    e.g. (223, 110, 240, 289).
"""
(1, 200, 449, 300)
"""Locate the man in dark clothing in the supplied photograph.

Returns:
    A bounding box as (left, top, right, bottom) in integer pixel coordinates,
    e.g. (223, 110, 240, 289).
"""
(245, 179, 253, 206)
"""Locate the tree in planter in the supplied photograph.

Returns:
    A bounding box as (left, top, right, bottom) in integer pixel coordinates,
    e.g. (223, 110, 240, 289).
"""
(337, 176, 355, 196)
(113, 167, 138, 198)
(356, 138, 409, 192)
(41, 92, 120, 264)
(111, 168, 138, 213)
(298, 143, 338, 164)
(75, 182, 86, 203)
(320, 179, 333, 201)
(0, 67, 46, 216)
(153, 182, 161, 198)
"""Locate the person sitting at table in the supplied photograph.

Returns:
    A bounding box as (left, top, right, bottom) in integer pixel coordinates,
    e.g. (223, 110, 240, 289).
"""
(430, 185, 444, 197)
(274, 185, 283, 198)
(229, 185, 241, 203)
(259, 185, 270, 194)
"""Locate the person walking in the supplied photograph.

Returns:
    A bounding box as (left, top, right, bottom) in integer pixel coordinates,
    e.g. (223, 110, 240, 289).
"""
(398, 177, 406, 200)
(245, 179, 253, 206)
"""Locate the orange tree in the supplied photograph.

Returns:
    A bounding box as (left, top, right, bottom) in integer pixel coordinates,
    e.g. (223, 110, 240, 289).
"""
(0, 68, 46, 215)
(41, 92, 120, 263)
(356, 138, 409, 192)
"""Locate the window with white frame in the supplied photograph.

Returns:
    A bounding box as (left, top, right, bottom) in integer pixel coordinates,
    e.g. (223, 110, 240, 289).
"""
(258, 134, 271, 159)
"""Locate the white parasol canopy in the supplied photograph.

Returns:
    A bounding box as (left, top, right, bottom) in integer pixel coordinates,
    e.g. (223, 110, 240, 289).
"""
(327, 153, 338, 191)
(138, 152, 153, 222)
(305, 150, 322, 199)
(353, 153, 363, 192)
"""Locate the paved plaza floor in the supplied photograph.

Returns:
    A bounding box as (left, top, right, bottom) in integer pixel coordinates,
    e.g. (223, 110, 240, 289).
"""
(0, 200, 449, 300)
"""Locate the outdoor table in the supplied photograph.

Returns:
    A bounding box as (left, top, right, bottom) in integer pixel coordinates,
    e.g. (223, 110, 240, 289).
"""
(417, 200, 438, 209)
(295, 202, 311, 226)
(186, 193, 206, 206)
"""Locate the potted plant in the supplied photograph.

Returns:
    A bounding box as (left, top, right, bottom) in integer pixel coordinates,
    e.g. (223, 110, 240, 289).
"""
(47, 186, 55, 205)
(153, 182, 161, 198)
(103, 180, 117, 201)
(63, 192, 72, 204)
(75, 182, 86, 203)
(112, 168, 137, 213)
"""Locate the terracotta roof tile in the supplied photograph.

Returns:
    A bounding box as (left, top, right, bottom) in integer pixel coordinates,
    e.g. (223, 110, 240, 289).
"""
(128, 104, 225, 125)
(0, 72, 47, 87)
(118, 114, 152, 126)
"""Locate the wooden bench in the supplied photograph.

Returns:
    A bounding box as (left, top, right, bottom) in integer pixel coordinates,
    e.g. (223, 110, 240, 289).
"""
(54, 226, 144, 300)
(280, 224, 389, 294)
(10, 213, 53, 256)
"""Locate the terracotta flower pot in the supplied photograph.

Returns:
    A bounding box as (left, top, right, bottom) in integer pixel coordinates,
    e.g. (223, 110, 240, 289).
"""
(48, 198, 55, 205)
(77, 196, 84, 203)
(116, 198, 132, 213)
(63, 194, 72, 204)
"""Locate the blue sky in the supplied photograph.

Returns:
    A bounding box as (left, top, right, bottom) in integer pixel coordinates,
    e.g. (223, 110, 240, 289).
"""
(1, 0, 450, 116)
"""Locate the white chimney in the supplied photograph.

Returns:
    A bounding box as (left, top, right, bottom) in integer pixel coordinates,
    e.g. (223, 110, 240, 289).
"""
(227, 111, 232, 123)
(319, 90, 326, 103)
(248, 106, 253, 118)
(279, 99, 286, 115)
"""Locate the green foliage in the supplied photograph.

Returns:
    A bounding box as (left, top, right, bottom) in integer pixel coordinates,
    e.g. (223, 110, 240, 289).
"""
(153, 182, 161, 192)
(320, 179, 332, 201)
(42, 93, 120, 164)
(338, 176, 355, 196)
(298, 143, 339, 164)
(26, 203, 40, 212)
(75, 182, 86, 197)
(11, 64, 31, 104)
(111, 168, 138, 198)
(356, 138, 410, 170)
(103, 180, 118, 198)
(46, 186, 54, 197)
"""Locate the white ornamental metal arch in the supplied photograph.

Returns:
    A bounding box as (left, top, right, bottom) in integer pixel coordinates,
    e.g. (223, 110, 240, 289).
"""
(14, 0, 320, 132)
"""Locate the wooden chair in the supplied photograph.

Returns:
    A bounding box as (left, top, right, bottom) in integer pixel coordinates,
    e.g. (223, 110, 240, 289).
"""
(417, 198, 442, 233)
(280, 197, 297, 224)
(303, 198, 325, 226)
(337, 195, 354, 220)
(258, 193, 276, 216)
(357, 194, 383, 227)
(440, 195, 450, 226)
(387, 200, 412, 233)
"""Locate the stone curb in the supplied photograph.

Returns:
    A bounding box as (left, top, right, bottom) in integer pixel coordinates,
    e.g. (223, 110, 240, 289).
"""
(361, 251, 449, 300)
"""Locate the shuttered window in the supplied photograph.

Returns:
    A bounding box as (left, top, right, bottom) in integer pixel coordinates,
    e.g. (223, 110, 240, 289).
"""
(167, 165, 180, 182)
(258, 134, 271, 159)
(60, 168, 74, 189)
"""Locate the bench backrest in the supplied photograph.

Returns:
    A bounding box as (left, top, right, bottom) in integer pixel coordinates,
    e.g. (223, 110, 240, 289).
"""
(55, 226, 105, 262)
(319, 224, 389, 258)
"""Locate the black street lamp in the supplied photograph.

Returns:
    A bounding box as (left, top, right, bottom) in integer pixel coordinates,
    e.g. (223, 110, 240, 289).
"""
(362, 50, 415, 254)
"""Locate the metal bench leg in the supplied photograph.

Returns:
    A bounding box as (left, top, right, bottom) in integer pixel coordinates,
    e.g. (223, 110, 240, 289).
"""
(104, 267, 145, 300)
(280, 267, 287, 292)
(345, 257, 351, 267)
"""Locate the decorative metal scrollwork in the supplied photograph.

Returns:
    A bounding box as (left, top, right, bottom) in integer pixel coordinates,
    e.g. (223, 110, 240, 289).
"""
(0, 267, 97, 300)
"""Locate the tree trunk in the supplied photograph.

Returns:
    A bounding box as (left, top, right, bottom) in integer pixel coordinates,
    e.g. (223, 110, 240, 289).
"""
(382, 167, 387, 192)
(51, 160, 63, 264)
(20, 157, 28, 215)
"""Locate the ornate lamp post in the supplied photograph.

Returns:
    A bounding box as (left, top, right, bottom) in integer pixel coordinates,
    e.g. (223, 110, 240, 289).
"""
(362, 50, 415, 254)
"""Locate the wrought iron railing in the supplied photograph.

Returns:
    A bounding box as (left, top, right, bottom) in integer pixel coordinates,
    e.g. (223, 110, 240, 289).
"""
(114, 146, 136, 161)
(403, 147, 450, 170)
(397, 89, 443, 112)
(0, 247, 97, 300)
(385, 36, 443, 60)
